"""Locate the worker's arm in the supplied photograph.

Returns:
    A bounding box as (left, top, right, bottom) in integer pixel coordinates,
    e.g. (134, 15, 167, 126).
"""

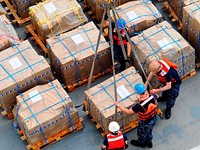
(150, 82, 171, 94)
(114, 101, 134, 115)
(145, 72, 155, 87)
(126, 42, 131, 57)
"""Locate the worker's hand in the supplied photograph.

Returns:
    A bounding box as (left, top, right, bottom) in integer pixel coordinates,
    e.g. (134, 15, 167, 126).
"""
(113, 101, 119, 106)
(150, 89, 159, 94)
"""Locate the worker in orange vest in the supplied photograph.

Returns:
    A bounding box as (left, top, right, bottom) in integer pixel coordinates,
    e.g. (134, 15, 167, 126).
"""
(101, 121, 128, 150)
(145, 58, 182, 119)
(114, 83, 158, 148)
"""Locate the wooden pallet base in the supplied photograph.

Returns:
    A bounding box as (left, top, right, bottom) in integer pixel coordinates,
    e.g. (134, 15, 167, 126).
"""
(1, 110, 14, 119)
(26, 24, 48, 57)
(182, 70, 196, 81)
(162, 2, 182, 30)
(0, 0, 30, 26)
(66, 67, 112, 92)
(20, 118, 83, 150)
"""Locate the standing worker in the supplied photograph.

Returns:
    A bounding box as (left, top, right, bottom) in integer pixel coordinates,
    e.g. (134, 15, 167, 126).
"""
(104, 18, 132, 72)
(145, 58, 181, 119)
(101, 121, 128, 150)
(114, 83, 158, 148)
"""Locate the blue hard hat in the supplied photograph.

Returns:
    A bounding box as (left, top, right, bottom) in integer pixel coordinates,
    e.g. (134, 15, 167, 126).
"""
(117, 18, 126, 31)
(135, 83, 146, 94)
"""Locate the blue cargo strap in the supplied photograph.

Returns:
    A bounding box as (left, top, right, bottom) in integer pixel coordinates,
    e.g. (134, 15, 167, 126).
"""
(20, 93, 48, 144)
(49, 81, 75, 131)
(81, 26, 106, 74)
(55, 35, 79, 84)
(97, 71, 137, 130)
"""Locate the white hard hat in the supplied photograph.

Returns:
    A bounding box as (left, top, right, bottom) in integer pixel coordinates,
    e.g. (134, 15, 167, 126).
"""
(108, 121, 120, 132)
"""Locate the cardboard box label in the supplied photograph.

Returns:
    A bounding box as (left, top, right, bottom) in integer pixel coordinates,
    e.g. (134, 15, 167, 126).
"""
(9, 57, 22, 70)
(71, 34, 85, 45)
(117, 85, 131, 99)
(126, 11, 139, 22)
(157, 38, 172, 50)
(28, 89, 43, 103)
(43, 2, 57, 14)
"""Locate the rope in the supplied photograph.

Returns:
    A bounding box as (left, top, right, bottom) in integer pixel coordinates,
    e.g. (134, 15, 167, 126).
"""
(107, 2, 118, 121)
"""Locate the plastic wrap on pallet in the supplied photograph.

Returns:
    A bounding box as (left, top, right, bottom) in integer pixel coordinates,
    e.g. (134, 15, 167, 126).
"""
(168, 0, 200, 21)
(29, 0, 88, 39)
(0, 3, 7, 15)
(182, 1, 200, 61)
(9, 0, 41, 18)
(85, 66, 140, 133)
(13, 79, 80, 145)
(0, 40, 53, 116)
(0, 14, 20, 51)
(46, 21, 111, 87)
(131, 21, 195, 87)
(110, 1, 162, 36)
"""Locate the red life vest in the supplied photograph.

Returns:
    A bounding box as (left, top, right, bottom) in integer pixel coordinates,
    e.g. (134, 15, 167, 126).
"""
(137, 95, 158, 121)
(107, 131, 125, 150)
(112, 28, 127, 46)
(157, 58, 178, 83)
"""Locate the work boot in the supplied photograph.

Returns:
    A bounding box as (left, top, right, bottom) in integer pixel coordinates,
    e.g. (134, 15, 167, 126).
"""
(165, 107, 171, 119)
(146, 140, 153, 148)
(130, 140, 146, 147)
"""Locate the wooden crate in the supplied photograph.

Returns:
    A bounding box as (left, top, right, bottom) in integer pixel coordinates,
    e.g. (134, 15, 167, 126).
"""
(0, 0, 30, 26)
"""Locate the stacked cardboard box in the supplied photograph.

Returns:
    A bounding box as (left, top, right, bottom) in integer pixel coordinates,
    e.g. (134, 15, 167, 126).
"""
(168, 0, 199, 21)
(0, 40, 53, 115)
(131, 21, 195, 87)
(29, 0, 88, 39)
(13, 79, 81, 145)
(0, 14, 20, 51)
(85, 66, 140, 133)
(182, 1, 200, 61)
(46, 21, 111, 87)
(9, 0, 41, 18)
(111, 1, 162, 35)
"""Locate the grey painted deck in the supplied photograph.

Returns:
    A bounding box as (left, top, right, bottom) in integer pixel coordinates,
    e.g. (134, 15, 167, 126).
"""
(1, 0, 200, 150)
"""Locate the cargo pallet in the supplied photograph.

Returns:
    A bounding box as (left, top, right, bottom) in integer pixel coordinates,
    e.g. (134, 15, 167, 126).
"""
(19, 118, 84, 150)
(65, 67, 112, 92)
(25, 24, 48, 57)
(0, 0, 30, 26)
(182, 70, 196, 81)
(0, 103, 14, 119)
(162, 2, 182, 30)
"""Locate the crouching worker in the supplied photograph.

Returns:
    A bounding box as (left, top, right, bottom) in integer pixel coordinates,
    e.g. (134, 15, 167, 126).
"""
(145, 58, 181, 119)
(101, 121, 128, 150)
(114, 83, 158, 148)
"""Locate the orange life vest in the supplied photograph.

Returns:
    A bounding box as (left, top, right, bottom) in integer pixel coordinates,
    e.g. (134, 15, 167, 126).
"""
(137, 95, 158, 121)
(109, 28, 127, 46)
(157, 58, 178, 83)
(107, 131, 125, 150)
